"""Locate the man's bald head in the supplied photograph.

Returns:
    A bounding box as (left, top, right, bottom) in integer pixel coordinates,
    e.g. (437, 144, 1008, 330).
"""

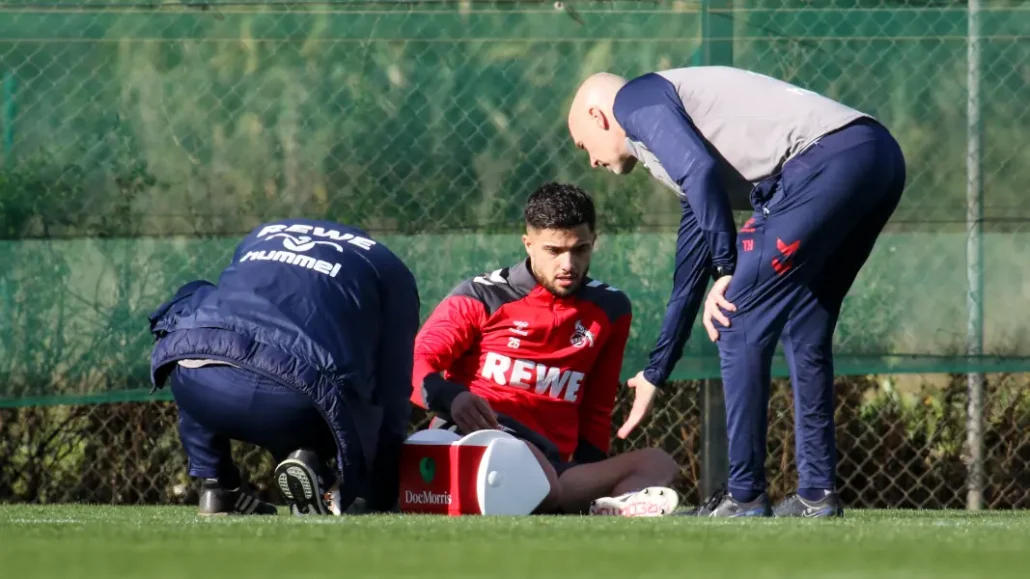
(569, 72, 627, 112)
(567, 73, 636, 175)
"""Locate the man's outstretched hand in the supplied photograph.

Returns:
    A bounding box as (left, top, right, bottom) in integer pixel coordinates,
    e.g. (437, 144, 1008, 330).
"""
(703, 275, 736, 342)
(617, 372, 659, 439)
(450, 391, 500, 433)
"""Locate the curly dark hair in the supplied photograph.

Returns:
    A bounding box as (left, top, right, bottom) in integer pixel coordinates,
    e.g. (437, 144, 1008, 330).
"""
(523, 182, 596, 232)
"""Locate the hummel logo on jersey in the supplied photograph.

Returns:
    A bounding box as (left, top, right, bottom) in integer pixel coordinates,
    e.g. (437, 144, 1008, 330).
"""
(473, 269, 507, 286)
(586, 280, 622, 293)
(570, 320, 595, 348)
(510, 321, 530, 337)
(266, 233, 343, 253)
(480, 352, 583, 402)
(240, 249, 343, 277)
(772, 238, 800, 276)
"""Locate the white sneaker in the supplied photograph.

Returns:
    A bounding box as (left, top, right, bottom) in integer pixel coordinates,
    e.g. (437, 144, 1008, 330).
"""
(589, 486, 680, 517)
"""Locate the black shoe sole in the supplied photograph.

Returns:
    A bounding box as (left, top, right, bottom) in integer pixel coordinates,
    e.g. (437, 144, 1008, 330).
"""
(275, 459, 328, 515)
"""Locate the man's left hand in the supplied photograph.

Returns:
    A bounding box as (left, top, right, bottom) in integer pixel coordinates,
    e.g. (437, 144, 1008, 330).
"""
(703, 275, 736, 342)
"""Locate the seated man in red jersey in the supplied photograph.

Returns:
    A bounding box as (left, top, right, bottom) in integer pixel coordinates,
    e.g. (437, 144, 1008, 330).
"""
(411, 182, 681, 516)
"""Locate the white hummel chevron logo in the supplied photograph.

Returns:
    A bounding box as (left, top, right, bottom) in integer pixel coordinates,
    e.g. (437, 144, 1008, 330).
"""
(587, 280, 621, 292)
(473, 269, 507, 286)
(510, 320, 530, 337)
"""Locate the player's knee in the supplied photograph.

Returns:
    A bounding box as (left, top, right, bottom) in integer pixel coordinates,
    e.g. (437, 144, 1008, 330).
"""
(637, 447, 679, 485)
(524, 441, 561, 511)
(541, 463, 561, 506)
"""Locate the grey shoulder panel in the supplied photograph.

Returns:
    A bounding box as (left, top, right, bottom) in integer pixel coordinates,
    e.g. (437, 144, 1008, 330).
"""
(579, 279, 632, 321)
(448, 268, 526, 317)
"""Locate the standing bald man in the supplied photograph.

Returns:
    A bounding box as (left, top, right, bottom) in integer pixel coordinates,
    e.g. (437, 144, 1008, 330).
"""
(567, 66, 906, 517)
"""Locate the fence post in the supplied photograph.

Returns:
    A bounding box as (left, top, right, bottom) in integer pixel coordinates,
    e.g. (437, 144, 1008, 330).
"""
(698, 0, 733, 500)
(700, 380, 729, 498)
(965, 0, 985, 512)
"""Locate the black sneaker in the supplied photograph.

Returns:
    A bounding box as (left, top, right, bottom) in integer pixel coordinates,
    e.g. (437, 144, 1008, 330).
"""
(773, 492, 844, 518)
(198, 479, 278, 516)
(274, 449, 339, 516)
(682, 486, 772, 517)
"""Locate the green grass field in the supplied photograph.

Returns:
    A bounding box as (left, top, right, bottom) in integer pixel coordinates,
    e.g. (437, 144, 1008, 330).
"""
(3, 507, 1030, 578)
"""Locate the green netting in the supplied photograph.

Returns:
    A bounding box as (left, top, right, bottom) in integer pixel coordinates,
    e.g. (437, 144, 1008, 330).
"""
(1, 1, 1029, 407)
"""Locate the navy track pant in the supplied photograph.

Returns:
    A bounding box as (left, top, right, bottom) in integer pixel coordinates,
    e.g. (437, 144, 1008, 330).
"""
(169, 364, 336, 487)
(717, 118, 906, 497)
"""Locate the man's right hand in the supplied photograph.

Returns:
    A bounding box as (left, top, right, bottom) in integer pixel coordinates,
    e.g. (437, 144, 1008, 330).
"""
(616, 371, 659, 439)
(450, 392, 500, 433)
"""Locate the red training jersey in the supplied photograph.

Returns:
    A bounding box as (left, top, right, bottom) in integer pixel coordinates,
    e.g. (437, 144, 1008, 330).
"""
(411, 259, 632, 459)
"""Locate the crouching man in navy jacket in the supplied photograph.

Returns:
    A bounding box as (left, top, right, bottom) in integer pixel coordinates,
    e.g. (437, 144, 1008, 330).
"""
(148, 219, 420, 516)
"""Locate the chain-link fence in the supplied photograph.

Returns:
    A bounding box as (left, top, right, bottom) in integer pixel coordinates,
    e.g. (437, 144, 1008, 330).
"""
(1, 1, 1029, 507)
